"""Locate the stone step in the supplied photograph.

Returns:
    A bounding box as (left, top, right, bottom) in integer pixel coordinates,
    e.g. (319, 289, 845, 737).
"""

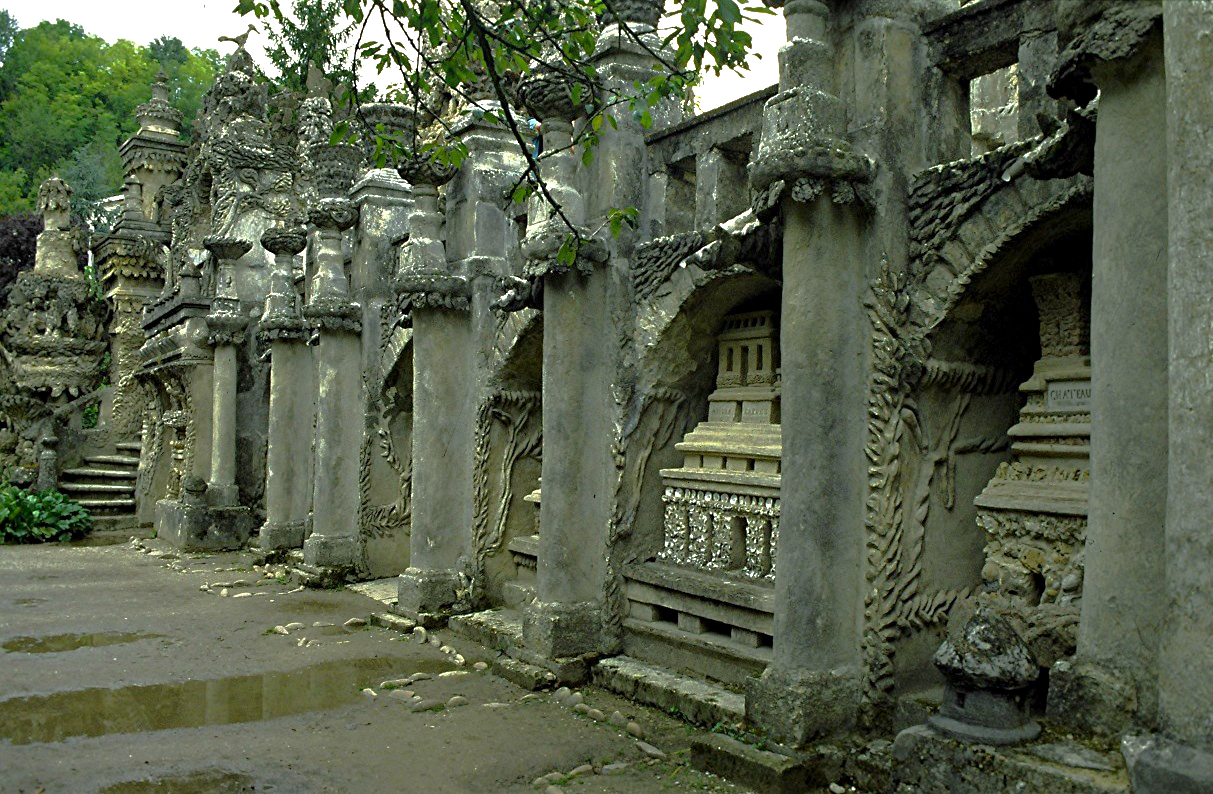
(61, 468, 137, 481)
(75, 498, 136, 511)
(83, 455, 141, 467)
(115, 442, 143, 454)
(448, 608, 526, 654)
(448, 608, 589, 687)
(593, 656, 745, 729)
(59, 482, 136, 494)
(622, 618, 769, 687)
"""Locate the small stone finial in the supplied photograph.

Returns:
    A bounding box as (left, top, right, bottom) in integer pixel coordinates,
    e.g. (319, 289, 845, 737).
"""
(134, 71, 184, 136)
(307, 197, 360, 232)
(37, 177, 72, 231)
(260, 226, 308, 258)
(309, 142, 365, 197)
(598, 0, 662, 29)
(515, 68, 590, 123)
(203, 236, 253, 264)
(395, 153, 458, 188)
(928, 606, 1042, 745)
(151, 70, 170, 103)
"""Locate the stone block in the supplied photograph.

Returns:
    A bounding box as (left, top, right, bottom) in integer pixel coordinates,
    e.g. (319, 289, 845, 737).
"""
(259, 520, 306, 551)
(156, 500, 252, 552)
(396, 568, 461, 618)
(745, 666, 861, 747)
(691, 733, 812, 794)
(1046, 658, 1137, 736)
(523, 600, 600, 659)
(892, 724, 1128, 793)
(1123, 734, 1213, 794)
(302, 534, 361, 570)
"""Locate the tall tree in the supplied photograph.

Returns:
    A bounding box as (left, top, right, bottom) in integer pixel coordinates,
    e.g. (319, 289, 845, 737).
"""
(0, 21, 220, 218)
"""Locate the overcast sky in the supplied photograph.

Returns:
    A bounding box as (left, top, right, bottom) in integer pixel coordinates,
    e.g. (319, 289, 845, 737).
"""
(5, 0, 781, 111)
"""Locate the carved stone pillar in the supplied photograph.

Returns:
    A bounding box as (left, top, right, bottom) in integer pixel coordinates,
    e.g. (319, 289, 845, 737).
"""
(394, 156, 473, 624)
(204, 236, 251, 508)
(302, 196, 364, 571)
(258, 225, 313, 550)
(513, 70, 615, 660)
(1129, 3, 1213, 788)
(1043, 2, 1169, 738)
(743, 0, 876, 746)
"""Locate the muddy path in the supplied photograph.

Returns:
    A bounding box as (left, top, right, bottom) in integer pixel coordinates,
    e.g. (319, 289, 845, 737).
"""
(0, 540, 750, 793)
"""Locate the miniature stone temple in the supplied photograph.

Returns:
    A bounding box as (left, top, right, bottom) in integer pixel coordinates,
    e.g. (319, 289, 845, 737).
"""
(3, 1, 1213, 791)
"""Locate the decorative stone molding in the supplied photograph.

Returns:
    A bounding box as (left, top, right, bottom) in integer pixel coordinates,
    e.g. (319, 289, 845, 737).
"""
(302, 298, 362, 333)
(520, 220, 608, 280)
(307, 197, 360, 232)
(1049, 1, 1162, 105)
(749, 142, 877, 208)
(395, 273, 472, 313)
(470, 390, 542, 590)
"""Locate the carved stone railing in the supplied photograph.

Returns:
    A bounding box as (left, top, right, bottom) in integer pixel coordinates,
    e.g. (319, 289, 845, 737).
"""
(659, 485, 779, 583)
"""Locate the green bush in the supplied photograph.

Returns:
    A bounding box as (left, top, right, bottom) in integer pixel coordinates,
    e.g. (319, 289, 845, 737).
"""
(0, 483, 93, 543)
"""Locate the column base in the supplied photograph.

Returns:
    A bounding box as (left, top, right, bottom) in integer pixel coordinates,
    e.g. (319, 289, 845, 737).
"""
(523, 600, 602, 659)
(1046, 658, 1138, 736)
(745, 665, 861, 747)
(156, 500, 252, 552)
(396, 568, 465, 627)
(259, 519, 307, 551)
(303, 533, 361, 569)
(1124, 734, 1213, 794)
(206, 483, 240, 507)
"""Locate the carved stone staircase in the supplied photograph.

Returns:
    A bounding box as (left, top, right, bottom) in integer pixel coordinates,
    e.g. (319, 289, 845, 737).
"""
(58, 441, 141, 530)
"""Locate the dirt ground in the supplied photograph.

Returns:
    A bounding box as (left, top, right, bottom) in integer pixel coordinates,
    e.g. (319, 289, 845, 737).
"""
(0, 538, 753, 794)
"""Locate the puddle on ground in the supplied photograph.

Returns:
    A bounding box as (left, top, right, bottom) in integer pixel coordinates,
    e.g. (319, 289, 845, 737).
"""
(98, 770, 257, 794)
(0, 655, 451, 744)
(4, 631, 166, 654)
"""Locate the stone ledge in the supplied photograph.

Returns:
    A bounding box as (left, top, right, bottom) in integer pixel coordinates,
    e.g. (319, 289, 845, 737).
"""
(691, 733, 812, 794)
(892, 724, 1129, 794)
(593, 655, 745, 729)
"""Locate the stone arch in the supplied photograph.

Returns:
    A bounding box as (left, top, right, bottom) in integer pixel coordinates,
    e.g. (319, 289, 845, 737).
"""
(868, 168, 1095, 699)
(627, 262, 782, 566)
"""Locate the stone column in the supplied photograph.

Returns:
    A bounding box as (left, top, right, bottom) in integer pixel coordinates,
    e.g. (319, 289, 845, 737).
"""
(394, 157, 472, 624)
(203, 236, 251, 507)
(258, 225, 313, 551)
(1129, 5, 1213, 788)
(1044, 4, 1169, 735)
(743, 0, 877, 746)
(302, 197, 364, 570)
(514, 68, 613, 659)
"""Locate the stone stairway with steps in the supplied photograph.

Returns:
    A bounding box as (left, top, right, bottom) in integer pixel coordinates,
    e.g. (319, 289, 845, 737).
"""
(58, 441, 141, 531)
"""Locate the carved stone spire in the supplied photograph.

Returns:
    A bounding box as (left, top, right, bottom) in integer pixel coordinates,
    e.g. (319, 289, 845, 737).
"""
(135, 70, 184, 137)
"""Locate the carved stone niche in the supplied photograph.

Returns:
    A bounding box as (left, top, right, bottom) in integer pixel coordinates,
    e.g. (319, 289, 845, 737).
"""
(976, 272, 1090, 610)
(659, 311, 782, 581)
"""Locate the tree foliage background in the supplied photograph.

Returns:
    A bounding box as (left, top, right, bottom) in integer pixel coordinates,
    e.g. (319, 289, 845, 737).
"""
(0, 12, 221, 223)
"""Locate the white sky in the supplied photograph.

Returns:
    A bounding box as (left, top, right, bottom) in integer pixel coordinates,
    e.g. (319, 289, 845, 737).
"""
(5, 0, 781, 110)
